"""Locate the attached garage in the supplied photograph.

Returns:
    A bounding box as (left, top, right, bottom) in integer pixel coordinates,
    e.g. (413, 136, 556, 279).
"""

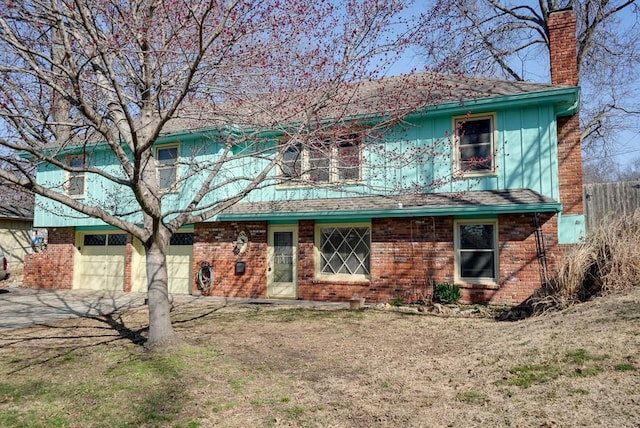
(131, 232, 194, 295)
(73, 231, 127, 291)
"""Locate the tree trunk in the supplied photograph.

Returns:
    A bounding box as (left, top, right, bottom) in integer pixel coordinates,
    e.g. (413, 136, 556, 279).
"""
(144, 237, 176, 351)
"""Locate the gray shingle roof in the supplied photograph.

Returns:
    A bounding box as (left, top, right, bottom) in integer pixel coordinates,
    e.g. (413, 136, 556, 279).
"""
(0, 204, 33, 221)
(219, 189, 559, 219)
(162, 73, 561, 134)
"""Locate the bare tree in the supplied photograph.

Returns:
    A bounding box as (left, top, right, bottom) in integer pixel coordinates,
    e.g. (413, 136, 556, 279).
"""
(0, 0, 441, 350)
(416, 0, 640, 159)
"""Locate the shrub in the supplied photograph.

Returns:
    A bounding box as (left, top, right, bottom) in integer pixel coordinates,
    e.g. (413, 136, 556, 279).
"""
(433, 282, 461, 304)
(530, 209, 640, 314)
(390, 298, 403, 307)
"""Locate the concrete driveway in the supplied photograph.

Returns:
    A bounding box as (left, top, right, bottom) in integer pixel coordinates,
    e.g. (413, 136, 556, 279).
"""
(0, 287, 350, 331)
(0, 287, 149, 331)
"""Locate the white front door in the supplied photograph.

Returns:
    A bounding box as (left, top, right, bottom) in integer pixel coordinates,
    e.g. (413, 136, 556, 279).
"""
(267, 225, 298, 299)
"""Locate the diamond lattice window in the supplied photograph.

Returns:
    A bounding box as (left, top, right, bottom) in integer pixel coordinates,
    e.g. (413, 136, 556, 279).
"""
(319, 226, 370, 276)
(170, 233, 194, 246)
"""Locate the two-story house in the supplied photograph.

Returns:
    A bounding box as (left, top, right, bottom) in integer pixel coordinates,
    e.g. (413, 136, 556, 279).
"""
(24, 9, 584, 305)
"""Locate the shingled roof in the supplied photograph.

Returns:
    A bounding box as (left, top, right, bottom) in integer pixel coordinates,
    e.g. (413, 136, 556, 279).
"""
(0, 204, 33, 221)
(218, 189, 560, 220)
(161, 73, 563, 134)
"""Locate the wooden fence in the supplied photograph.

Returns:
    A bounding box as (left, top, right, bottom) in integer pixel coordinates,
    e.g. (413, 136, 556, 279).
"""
(583, 181, 640, 232)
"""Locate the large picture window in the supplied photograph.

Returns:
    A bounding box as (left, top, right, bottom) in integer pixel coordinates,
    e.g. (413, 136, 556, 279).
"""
(315, 224, 371, 280)
(455, 114, 496, 174)
(454, 220, 498, 284)
(280, 135, 362, 184)
(156, 145, 179, 190)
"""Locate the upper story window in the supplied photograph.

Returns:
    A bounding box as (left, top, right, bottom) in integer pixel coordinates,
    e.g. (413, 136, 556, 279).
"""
(455, 114, 496, 174)
(66, 155, 85, 197)
(280, 135, 362, 185)
(156, 145, 179, 191)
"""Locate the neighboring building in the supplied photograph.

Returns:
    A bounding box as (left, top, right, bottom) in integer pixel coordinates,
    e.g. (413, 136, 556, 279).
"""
(0, 203, 35, 282)
(24, 10, 584, 305)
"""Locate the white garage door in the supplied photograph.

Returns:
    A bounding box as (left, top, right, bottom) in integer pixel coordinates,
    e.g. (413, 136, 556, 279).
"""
(73, 232, 127, 291)
(130, 233, 193, 295)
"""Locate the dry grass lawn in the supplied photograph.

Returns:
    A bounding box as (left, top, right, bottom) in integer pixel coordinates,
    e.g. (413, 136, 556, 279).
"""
(0, 289, 639, 427)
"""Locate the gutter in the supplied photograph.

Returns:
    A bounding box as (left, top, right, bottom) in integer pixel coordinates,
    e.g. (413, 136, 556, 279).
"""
(405, 87, 581, 121)
(215, 201, 563, 222)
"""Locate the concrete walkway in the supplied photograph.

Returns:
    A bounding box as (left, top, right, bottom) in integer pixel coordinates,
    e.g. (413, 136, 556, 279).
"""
(0, 287, 349, 331)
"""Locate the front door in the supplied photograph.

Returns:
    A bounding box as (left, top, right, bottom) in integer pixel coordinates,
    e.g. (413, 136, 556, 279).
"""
(267, 225, 298, 298)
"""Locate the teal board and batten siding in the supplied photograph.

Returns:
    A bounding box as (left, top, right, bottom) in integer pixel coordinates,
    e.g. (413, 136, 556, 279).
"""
(34, 148, 141, 227)
(34, 97, 565, 230)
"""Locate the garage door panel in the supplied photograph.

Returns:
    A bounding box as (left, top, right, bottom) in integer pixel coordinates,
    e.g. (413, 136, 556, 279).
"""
(73, 232, 126, 291)
(130, 235, 193, 295)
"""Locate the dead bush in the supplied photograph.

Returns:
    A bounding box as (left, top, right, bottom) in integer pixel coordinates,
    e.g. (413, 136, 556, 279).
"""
(529, 209, 640, 314)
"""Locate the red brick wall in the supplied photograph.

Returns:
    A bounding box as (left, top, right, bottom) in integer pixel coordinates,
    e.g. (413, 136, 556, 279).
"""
(549, 9, 583, 216)
(193, 221, 267, 298)
(548, 9, 578, 87)
(23, 227, 75, 289)
(557, 114, 584, 214)
(369, 217, 454, 303)
(296, 215, 557, 306)
(22, 215, 559, 306)
(465, 213, 558, 304)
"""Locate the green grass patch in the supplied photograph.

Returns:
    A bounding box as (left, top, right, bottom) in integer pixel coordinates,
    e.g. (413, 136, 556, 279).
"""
(497, 363, 562, 388)
(564, 348, 609, 365)
(571, 366, 604, 377)
(614, 363, 637, 371)
(0, 344, 208, 427)
(455, 391, 489, 404)
(0, 408, 69, 428)
(284, 405, 305, 419)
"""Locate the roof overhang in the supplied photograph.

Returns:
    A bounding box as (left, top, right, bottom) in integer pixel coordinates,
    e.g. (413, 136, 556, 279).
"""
(215, 189, 562, 222)
(406, 87, 580, 120)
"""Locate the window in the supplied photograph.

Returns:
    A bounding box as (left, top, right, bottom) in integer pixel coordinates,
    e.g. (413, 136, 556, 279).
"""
(66, 155, 85, 197)
(83, 233, 127, 247)
(282, 143, 303, 180)
(280, 135, 362, 184)
(454, 220, 498, 284)
(156, 145, 179, 190)
(315, 224, 371, 280)
(455, 115, 495, 173)
(83, 234, 106, 246)
(170, 233, 194, 246)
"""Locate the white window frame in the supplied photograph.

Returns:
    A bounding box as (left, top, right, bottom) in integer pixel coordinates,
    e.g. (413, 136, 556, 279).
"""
(155, 144, 180, 192)
(454, 219, 499, 286)
(314, 222, 371, 281)
(453, 113, 497, 176)
(65, 155, 86, 198)
(279, 137, 363, 186)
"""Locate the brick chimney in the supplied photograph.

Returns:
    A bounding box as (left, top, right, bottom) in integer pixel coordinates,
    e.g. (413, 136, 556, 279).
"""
(549, 8, 583, 217)
(548, 8, 578, 86)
